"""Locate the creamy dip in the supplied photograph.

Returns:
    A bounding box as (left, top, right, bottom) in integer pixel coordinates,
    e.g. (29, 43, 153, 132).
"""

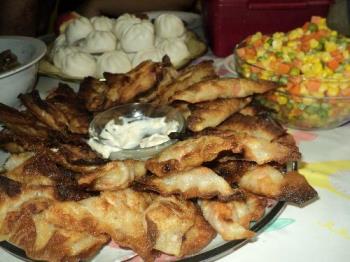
(88, 116, 179, 158)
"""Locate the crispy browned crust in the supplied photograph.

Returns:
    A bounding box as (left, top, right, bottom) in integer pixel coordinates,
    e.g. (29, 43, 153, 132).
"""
(179, 206, 217, 257)
(146, 135, 241, 177)
(0, 103, 50, 140)
(198, 194, 266, 241)
(217, 113, 286, 141)
(137, 167, 244, 201)
(19, 90, 69, 132)
(170, 78, 278, 103)
(211, 160, 255, 185)
(144, 196, 196, 256)
(0, 176, 21, 197)
(154, 60, 217, 105)
(105, 60, 164, 104)
(78, 77, 109, 112)
(45, 83, 91, 134)
(187, 97, 252, 132)
(77, 160, 147, 191)
(279, 171, 318, 205)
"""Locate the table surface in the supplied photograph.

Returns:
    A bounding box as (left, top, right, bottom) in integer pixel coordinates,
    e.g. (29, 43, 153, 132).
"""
(1, 54, 350, 262)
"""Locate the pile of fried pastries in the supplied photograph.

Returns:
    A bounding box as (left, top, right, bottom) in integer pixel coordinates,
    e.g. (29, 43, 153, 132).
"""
(0, 58, 317, 262)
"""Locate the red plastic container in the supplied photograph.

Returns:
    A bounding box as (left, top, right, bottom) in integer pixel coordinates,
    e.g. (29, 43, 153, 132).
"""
(202, 0, 333, 57)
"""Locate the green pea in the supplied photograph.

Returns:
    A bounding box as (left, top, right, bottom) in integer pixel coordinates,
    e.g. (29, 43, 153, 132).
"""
(290, 67, 300, 76)
(308, 23, 318, 32)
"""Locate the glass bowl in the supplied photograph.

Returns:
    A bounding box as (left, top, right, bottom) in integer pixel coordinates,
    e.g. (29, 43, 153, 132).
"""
(89, 103, 185, 160)
(234, 43, 350, 130)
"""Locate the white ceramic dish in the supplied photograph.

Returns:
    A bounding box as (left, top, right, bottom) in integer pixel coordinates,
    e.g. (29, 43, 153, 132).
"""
(0, 36, 46, 107)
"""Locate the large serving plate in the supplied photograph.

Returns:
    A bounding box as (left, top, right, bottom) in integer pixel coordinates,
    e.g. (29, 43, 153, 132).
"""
(0, 200, 286, 262)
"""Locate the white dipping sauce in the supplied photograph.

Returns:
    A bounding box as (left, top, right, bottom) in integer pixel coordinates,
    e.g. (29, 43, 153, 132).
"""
(88, 116, 179, 158)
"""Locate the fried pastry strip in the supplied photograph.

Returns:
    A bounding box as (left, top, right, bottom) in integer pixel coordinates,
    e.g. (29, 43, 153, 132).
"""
(217, 113, 285, 141)
(0, 103, 50, 140)
(144, 196, 196, 256)
(77, 160, 147, 191)
(104, 60, 164, 104)
(46, 189, 155, 261)
(146, 135, 241, 177)
(45, 83, 91, 134)
(154, 60, 217, 104)
(238, 165, 317, 205)
(137, 167, 243, 201)
(170, 78, 277, 103)
(19, 90, 69, 132)
(198, 194, 266, 241)
(0, 184, 109, 262)
(187, 97, 252, 132)
(179, 206, 217, 257)
(78, 77, 109, 112)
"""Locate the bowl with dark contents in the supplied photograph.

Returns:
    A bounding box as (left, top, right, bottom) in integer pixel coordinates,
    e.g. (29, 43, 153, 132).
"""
(0, 36, 46, 107)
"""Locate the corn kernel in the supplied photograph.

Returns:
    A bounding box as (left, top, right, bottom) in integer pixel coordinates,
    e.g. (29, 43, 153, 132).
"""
(277, 95, 288, 105)
(327, 84, 340, 96)
(309, 39, 319, 49)
(325, 41, 337, 52)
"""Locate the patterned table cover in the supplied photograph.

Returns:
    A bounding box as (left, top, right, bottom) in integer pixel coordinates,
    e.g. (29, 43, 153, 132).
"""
(1, 55, 349, 262)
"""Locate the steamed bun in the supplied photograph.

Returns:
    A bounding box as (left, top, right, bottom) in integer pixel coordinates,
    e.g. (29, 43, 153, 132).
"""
(65, 17, 93, 44)
(113, 13, 141, 39)
(96, 50, 132, 78)
(132, 48, 164, 67)
(154, 14, 185, 39)
(121, 20, 154, 53)
(53, 46, 79, 69)
(61, 52, 96, 78)
(156, 38, 190, 66)
(90, 16, 114, 31)
(49, 34, 67, 60)
(79, 31, 117, 53)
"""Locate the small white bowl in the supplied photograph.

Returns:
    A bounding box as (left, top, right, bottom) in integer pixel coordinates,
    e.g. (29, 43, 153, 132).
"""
(0, 36, 47, 107)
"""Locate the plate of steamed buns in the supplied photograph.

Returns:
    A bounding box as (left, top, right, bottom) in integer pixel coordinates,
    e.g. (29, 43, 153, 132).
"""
(39, 12, 207, 81)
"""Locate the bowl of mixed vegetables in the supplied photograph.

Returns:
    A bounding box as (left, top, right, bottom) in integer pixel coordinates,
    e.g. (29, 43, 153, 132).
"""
(234, 16, 350, 130)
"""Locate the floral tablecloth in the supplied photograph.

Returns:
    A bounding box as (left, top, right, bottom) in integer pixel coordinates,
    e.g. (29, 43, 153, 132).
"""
(1, 55, 349, 262)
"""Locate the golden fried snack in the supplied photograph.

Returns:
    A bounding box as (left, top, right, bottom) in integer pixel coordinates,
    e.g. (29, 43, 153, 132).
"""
(0, 183, 109, 262)
(45, 83, 91, 134)
(198, 130, 301, 165)
(198, 194, 266, 241)
(105, 60, 164, 104)
(138, 167, 243, 201)
(179, 206, 217, 257)
(19, 90, 69, 132)
(187, 97, 252, 132)
(42, 189, 156, 261)
(78, 77, 109, 112)
(217, 113, 286, 141)
(238, 165, 317, 205)
(77, 160, 147, 191)
(144, 196, 196, 256)
(170, 78, 278, 103)
(0, 103, 50, 141)
(146, 135, 241, 177)
(154, 60, 217, 105)
(138, 65, 179, 103)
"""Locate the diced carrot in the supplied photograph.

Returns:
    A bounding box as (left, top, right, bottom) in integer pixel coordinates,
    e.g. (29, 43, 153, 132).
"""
(340, 88, 350, 96)
(306, 80, 321, 92)
(311, 16, 322, 24)
(236, 48, 246, 57)
(245, 47, 257, 58)
(289, 84, 300, 95)
(253, 38, 263, 48)
(327, 59, 340, 71)
(330, 50, 343, 61)
(277, 63, 291, 74)
(302, 22, 310, 31)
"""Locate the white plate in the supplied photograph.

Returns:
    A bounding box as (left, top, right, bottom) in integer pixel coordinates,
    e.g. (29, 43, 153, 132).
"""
(0, 76, 286, 262)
